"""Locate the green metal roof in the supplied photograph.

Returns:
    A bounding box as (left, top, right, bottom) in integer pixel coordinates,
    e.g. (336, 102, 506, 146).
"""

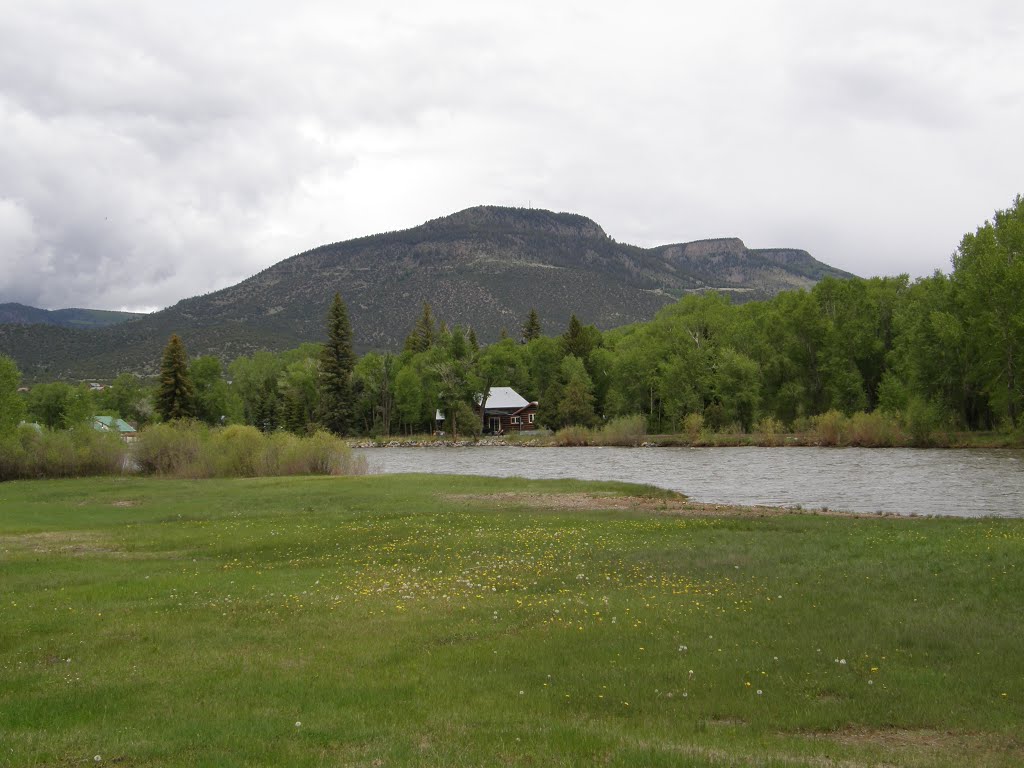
(92, 416, 137, 433)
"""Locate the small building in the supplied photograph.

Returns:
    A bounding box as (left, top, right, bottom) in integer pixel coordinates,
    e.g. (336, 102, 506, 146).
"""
(476, 387, 539, 434)
(92, 415, 138, 442)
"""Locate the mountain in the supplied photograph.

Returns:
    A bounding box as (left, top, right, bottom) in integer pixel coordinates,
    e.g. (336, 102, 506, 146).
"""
(0, 206, 855, 381)
(0, 303, 143, 329)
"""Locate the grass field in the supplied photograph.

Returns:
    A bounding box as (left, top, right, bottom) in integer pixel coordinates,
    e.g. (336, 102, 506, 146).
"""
(1, 475, 1022, 767)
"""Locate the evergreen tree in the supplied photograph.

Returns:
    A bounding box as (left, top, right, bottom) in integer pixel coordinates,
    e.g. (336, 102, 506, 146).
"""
(319, 293, 355, 434)
(522, 308, 542, 342)
(561, 313, 596, 360)
(156, 334, 196, 421)
(404, 302, 436, 354)
(468, 327, 479, 352)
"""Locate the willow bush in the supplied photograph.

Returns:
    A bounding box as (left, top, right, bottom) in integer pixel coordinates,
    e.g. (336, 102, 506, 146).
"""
(134, 421, 367, 478)
(0, 424, 126, 480)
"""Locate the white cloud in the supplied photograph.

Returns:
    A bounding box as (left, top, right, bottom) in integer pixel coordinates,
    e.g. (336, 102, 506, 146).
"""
(1, 0, 1022, 309)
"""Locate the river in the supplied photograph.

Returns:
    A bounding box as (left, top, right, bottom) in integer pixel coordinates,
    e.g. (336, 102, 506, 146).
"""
(357, 446, 1024, 518)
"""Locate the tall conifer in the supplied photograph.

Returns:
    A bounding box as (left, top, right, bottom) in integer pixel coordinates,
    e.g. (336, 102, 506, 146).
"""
(156, 334, 196, 421)
(522, 308, 542, 342)
(319, 293, 355, 434)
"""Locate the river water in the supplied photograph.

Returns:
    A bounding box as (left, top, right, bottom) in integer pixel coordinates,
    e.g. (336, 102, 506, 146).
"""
(357, 446, 1024, 518)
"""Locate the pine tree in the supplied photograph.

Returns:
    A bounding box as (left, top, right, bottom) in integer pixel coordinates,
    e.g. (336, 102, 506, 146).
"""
(404, 302, 436, 354)
(468, 327, 479, 352)
(156, 334, 196, 421)
(319, 293, 355, 434)
(561, 314, 592, 359)
(522, 308, 542, 342)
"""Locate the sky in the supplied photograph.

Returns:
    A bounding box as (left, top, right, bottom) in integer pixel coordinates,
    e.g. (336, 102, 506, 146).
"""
(1, 1, 1022, 313)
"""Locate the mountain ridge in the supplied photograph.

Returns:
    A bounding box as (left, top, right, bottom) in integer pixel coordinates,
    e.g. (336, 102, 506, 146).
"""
(0, 303, 143, 329)
(0, 205, 855, 381)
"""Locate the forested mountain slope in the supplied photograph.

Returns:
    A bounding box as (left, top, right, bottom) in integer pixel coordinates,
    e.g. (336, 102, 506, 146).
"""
(0, 206, 853, 380)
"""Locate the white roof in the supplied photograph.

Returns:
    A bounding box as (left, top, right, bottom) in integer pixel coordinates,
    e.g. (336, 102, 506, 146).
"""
(483, 386, 530, 410)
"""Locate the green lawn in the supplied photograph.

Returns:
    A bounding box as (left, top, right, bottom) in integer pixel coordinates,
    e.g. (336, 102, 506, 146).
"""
(1, 475, 1021, 767)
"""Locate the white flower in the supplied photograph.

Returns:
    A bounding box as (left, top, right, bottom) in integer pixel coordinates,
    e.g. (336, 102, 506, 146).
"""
(94, 757, 102, 763)
(756, 690, 763, 695)
(295, 721, 302, 727)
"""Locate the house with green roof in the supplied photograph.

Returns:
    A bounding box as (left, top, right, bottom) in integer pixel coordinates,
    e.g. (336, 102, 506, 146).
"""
(92, 416, 138, 442)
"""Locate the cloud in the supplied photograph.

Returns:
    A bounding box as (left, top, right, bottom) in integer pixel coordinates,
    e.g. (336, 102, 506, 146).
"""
(1, 1, 1023, 310)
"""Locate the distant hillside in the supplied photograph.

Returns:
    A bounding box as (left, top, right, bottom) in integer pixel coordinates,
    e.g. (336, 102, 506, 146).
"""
(0, 303, 143, 329)
(0, 206, 854, 380)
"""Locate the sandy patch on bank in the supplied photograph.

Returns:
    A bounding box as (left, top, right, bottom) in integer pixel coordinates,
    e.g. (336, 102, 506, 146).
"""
(443, 492, 887, 518)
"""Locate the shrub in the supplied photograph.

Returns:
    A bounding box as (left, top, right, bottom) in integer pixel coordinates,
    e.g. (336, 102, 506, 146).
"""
(272, 430, 366, 476)
(682, 413, 704, 443)
(553, 425, 594, 446)
(135, 421, 207, 476)
(209, 424, 264, 477)
(811, 410, 848, 446)
(598, 414, 647, 446)
(903, 398, 943, 448)
(755, 416, 785, 446)
(0, 425, 126, 480)
(847, 411, 903, 447)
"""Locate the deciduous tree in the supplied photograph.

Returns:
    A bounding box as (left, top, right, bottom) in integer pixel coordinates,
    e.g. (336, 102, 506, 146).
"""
(0, 355, 26, 433)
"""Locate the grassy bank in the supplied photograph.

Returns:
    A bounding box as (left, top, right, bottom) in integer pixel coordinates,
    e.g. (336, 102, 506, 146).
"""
(1, 475, 1022, 767)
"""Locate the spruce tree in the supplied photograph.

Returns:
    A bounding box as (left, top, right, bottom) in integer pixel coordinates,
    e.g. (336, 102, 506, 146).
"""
(319, 293, 355, 434)
(522, 308, 542, 342)
(561, 314, 592, 359)
(404, 302, 436, 354)
(156, 334, 196, 421)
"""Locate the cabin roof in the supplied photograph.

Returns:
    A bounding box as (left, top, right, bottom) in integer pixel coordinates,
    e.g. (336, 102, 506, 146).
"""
(481, 386, 529, 410)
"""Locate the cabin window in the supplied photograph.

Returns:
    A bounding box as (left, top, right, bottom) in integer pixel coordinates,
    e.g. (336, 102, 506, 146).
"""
(511, 416, 521, 425)
(528, 413, 535, 424)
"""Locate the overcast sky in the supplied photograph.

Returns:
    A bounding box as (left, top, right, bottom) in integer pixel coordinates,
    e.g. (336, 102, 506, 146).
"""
(2, 1, 1022, 312)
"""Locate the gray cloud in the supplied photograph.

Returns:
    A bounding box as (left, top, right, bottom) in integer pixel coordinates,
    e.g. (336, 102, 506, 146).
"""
(1, 1, 1023, 311)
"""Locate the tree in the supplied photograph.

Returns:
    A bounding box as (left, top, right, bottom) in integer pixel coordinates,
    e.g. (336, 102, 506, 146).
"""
(279, 357, 321, 434)
(522, 308, 542, 343)
(394, 365, 425, 434)
(353, 352, 396, 436)
(952, 195, 1024, 427)
(539, 355, 596, 429)
(26, 382, 94, 430)
(191, 356, 237, 425)
(319, 293, 355, 434)
(156, 334, 196, 421)
(97, 373, 154, 426)
(229, 350, 284, 431)
(561, 314, 592, 360)
(0, 355, 26, 433)
(404, 302, 436, 354)
(557, 356, 597, 427)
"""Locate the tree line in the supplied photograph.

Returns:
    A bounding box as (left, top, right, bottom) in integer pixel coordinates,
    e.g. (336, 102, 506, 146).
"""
(2, 196, 1022, 438)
